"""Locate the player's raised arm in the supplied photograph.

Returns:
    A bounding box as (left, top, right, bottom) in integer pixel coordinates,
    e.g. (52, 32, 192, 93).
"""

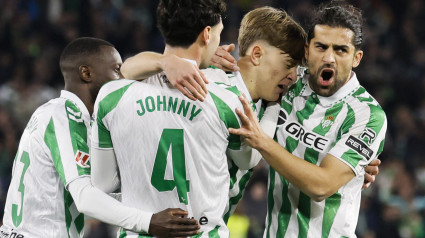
(230, 95, 386, 202)
(121, 51, 208, 101)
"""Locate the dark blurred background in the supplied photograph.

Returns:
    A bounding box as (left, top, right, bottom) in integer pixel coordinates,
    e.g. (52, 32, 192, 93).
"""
(0, 0, 424, 237)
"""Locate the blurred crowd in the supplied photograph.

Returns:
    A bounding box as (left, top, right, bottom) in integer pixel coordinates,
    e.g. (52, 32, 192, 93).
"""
(0, 0, 424, 237)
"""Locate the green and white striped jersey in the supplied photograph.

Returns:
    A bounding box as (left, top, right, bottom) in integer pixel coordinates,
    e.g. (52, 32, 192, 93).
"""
(264, 73, 387, 238)
(1, 91, 91, 238)
(91, 73, 252, 238)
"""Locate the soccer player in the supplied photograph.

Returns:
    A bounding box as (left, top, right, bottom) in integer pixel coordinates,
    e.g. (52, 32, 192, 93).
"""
(120, 5, 380, 224)
(229, 1, 387, 237)
(0, 37, 200, 238)
(90, 0, 258, 237)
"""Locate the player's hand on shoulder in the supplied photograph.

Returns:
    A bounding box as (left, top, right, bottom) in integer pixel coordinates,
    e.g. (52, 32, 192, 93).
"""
(210, 44, 240, 72)
(149, 208, 200, 237)
(363, 158, 381, 189)
(161, 54, 208, 102)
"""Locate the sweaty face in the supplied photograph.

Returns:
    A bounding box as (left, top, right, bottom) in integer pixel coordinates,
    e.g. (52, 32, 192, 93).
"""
(306, 25, 362, 97)
(257, 43, 297, 102)
(90, 46, 123, 97)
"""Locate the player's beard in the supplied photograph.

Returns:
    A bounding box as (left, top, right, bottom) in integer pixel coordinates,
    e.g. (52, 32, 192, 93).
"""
(308, 66, 345, 97)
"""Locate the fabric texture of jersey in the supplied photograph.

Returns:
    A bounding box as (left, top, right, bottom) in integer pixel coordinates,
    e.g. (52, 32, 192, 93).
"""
(1, 90, 91, 238)
(264, 72, 387, 238)
(202, 68, 260, 223)
(91, 74, 248, 238)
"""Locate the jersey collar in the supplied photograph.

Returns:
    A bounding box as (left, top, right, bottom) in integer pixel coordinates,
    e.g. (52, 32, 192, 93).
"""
(302, 71, 360, 107)
(232, 71, 253, 103)
(60, 90, 91, 118)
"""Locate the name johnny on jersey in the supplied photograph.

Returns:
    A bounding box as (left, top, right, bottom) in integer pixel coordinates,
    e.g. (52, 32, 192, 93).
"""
(136, 95, 203, 121)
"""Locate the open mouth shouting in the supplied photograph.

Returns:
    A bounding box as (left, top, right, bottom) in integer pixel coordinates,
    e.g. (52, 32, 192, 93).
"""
(319, 68, 335, 87)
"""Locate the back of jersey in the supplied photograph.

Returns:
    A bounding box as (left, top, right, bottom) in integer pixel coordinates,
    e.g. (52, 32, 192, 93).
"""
(92, 74, 244, 237)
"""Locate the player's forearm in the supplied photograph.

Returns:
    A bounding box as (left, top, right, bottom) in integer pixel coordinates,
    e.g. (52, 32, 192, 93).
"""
(69, 177, 153, 233)
(121, 52, 163, 79)
(256, 137, 348, 202)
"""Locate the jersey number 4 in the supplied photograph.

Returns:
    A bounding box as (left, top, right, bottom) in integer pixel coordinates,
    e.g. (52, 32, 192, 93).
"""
(151, 129, 190, 205)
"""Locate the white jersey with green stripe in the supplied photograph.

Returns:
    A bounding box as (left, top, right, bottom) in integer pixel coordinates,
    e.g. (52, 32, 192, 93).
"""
(91, 74, 253, 238)
(1, 91, 91, 238)
(265, 72, 387, 238)
(202, 68, 258, 223)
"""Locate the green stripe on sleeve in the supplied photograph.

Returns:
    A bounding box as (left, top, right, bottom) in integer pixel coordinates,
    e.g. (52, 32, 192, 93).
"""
(65, 100, 90, 176)
(64, 189, 73, 238)
(44, 118, 67, 186)
(96, 83, 134, 148)
(322, 193, 342, 238)
(75, 213, 85, 235)
(210, 92, 241, 150)
(364, 104, 386, 145)
(341, 104, 386, 167)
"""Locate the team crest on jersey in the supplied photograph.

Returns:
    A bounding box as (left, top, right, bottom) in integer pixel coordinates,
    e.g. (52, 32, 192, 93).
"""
(287, 91, 295, 101)
(75, 150, 90, 168)
(360, 128, 376, 145)
(321, 115, 335, 129)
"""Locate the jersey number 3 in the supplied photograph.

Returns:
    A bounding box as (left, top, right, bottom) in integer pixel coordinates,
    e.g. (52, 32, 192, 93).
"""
(12, 151, 31, 227)
(151, 129, 190, 205)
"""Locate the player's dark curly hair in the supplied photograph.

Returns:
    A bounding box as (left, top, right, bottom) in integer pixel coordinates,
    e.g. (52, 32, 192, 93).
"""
(307, 0, 363, 50)
(157, 0, 226, 47)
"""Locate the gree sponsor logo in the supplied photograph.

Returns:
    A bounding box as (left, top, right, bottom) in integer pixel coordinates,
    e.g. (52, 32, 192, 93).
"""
(284, 122, 330, 152)
(277, 109, 330, 152)
(345, 135, 373, 160)
(75, 150, 90, 168)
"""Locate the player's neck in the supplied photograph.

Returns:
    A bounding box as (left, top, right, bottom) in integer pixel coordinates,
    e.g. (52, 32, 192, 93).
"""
(164, 45, 201, 68)
(64, 83, 94, 115)
(238, 59, 259, 102)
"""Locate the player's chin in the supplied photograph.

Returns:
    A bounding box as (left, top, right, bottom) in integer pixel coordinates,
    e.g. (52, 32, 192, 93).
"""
(265, 93, 281, 102)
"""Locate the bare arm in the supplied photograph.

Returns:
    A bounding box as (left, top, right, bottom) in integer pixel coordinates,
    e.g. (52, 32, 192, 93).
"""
(229, 96, 355, 202)
(121, 52, 208, 101)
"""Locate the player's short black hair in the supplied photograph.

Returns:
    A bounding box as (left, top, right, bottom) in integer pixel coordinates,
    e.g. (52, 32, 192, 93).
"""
(157, 0, 226, 48)
(59, 37, 114, 68)
(307, 0, 364, 50)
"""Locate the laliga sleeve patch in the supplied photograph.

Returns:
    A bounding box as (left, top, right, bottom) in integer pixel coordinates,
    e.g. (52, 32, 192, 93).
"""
(345, 135, 373, 160)
(75, 150, 90, 168)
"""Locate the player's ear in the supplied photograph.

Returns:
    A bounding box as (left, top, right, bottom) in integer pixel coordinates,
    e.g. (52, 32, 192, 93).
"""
(201, 26, 212, 46)
(79, 65, 92, 83)
(250, 45, 263, 66)
(304, 43, 309, 60)
(352, 50, 363, 68)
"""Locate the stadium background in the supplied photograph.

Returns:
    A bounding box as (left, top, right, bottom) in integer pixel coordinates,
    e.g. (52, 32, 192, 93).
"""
(0, 0, 424, 237)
